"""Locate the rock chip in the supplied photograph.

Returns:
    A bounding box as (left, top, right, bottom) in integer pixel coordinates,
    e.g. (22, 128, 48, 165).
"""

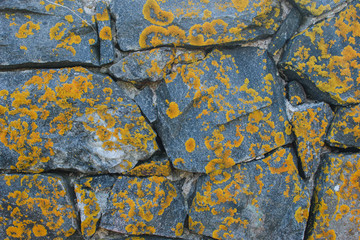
(189, 147, 311, 240)
(268, 8, 302, 56)
(134, 86, 157, 123)
(151, 47, 292, 173)
(0, 174, 78, 239)
(126, 154, 172, 177)
(96, 1, 115, 65)
(0, 67, 157, 173)
(110, 0, 283, 51)
(291, 102, 333, 178)
(279, 2, 360, 105)
(326, 104, 360, 149)
(289, 0, 346, 16)
(100, 176, 187, 238)
(287, 81, 307, 105)
(306, 153, 360, 239)
(0, 0, 101, 67)
(75, 175, 117, 238)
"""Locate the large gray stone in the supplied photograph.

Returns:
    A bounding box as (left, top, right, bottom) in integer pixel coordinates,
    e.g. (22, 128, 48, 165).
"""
(100, 176, 187, 238)
(0, 67, 158, 173)
(0, 174, 78, 239)
(110, 0, 283, 51)
(189, 147, 311, 240)
(149, 47, 293, 173)
(291, 102, 333, 178)
(0, 0, 112, 67)
(306, 153, 360, 239)
(289, 0, 346, 16)
(327, 104, 360, 149)
(279, 2, 360, 105)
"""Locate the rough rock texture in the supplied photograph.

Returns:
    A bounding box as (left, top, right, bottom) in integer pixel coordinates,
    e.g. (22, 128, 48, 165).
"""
(111, 0, 283, 51)
(151, 47, 293, 173)
(289, 0, 346, 16)
(280, 1, 360, 105)
(327, 104, 360, 149)
(0, 0, 103, 67)
(126, 153, 172, 177)
(0, 67, 157, 173)
(287, 81, 307, 105)
(189, 147, 311, 240)
(306, 153, 360, 239)
(0, 174, 78, 239)
(291, 102, 333, 178)
(100, 176, 187, 238)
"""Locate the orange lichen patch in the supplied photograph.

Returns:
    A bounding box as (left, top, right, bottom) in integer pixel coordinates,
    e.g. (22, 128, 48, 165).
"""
(127, 159, 171, 177)
(294, 207, 309, 223)
(54, 32, 82, 56)
(143, 0, 174, 26)
(293, 0, 332, 16)
(89, 38, 96, 45)
(99, 26, 112, 40)
(49, 22, 67, 40)
(15, 21, 40, 38)
(0, 174, 77, 239)
(65, 15, 74, 23)
(188, 19, 229, 46)
(185, 138, 196, 152)
(96, 8, 110, 21)
(166, 102, 182, 118)
(139, 25, 186, 48)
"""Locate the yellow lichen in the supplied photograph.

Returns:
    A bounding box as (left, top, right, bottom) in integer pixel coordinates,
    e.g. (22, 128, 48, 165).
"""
(166, 102, 181, 119)
(99, 26, 112, 40)
(185, 138, 196, 152)
(143, 0, 174, 26)
(15, 21, 40, 39)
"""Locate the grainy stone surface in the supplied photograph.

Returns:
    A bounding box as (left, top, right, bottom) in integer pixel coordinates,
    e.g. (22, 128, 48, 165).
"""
(291, 102, 333, 178)
(306, 153, 360, 239)
(280, 2, 360, 105)
(151, 47, 292, 173)
(189, 147, 311, 240)
(100, 176, 187, 238)
(0, 67, 158, 173)
(327, 104, 360, 149)
(0, 174, 78, 239)
(289, 0, 346, 16)
(287, 81, 307, 105)
(110, 0, 283, 51)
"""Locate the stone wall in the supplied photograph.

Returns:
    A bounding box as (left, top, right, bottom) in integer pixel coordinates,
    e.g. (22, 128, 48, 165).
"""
(0, 0, 359, 239)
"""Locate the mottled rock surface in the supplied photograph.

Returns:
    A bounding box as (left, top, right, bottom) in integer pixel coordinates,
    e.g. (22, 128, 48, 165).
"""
(0, 67, 157, 173)
(289, 0, 346, 16)
(327, 104, 360, 149)
(287, 81, 307, 105)
(151, 47, 292, 173)
(0, 174, 78, 239)
(100, 176, 187, 238)
(111, 0, 283, 51)
(280, 2, 360, 105)
(0, 0, 101, 67)
(291, 102, 333, 178)
(189, 147, 311, 240)
(306, 153, 360, 239)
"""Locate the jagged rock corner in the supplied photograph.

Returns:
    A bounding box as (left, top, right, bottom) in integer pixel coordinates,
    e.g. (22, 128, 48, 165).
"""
(0, 0, 359, 239)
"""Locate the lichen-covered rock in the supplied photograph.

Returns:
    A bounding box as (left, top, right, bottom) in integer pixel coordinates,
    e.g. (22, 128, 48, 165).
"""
(151, 47, 292, 173)
(96, 1, 115, 65)
(279, 2, 360, 105)
(287, 81, 307, 105)
(0, 174, 78, 239)
(189, 147, 311, 240)
(100, 176, 187, 238)
(268, 8, 302, 56)
(75, 175, 117, 238)
(326, 104, 360, 149)
(109, 48, 205, 82)
(126, 154, 172, 177)
(135, 86, 157, 123)
(110, 0, 283, 51)
(291, 102, 333, 178)
(289, 0, 346, 16)
(0, 0, 103, 67)
(306, 153, 360, 239)
(0, 67, 158, 173)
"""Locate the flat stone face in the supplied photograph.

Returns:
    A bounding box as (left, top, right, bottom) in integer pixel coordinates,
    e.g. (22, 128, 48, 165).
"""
(287, 81, 306, 106)
(0, 67, 157, 173)
(152, 47, 292, 173)
(279, 2, 360, 105)
(110, 0, 283, 51)
(307, 153, 360, 239)
(100, 176, 187, 238)
(0, 174, 78, 239)
(327, 104, 360, 149)
(189, 147, 311, 240)
(289, 0, 346, 16)
(291, 102, 333, 178)
(0, 0, 102, 67)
